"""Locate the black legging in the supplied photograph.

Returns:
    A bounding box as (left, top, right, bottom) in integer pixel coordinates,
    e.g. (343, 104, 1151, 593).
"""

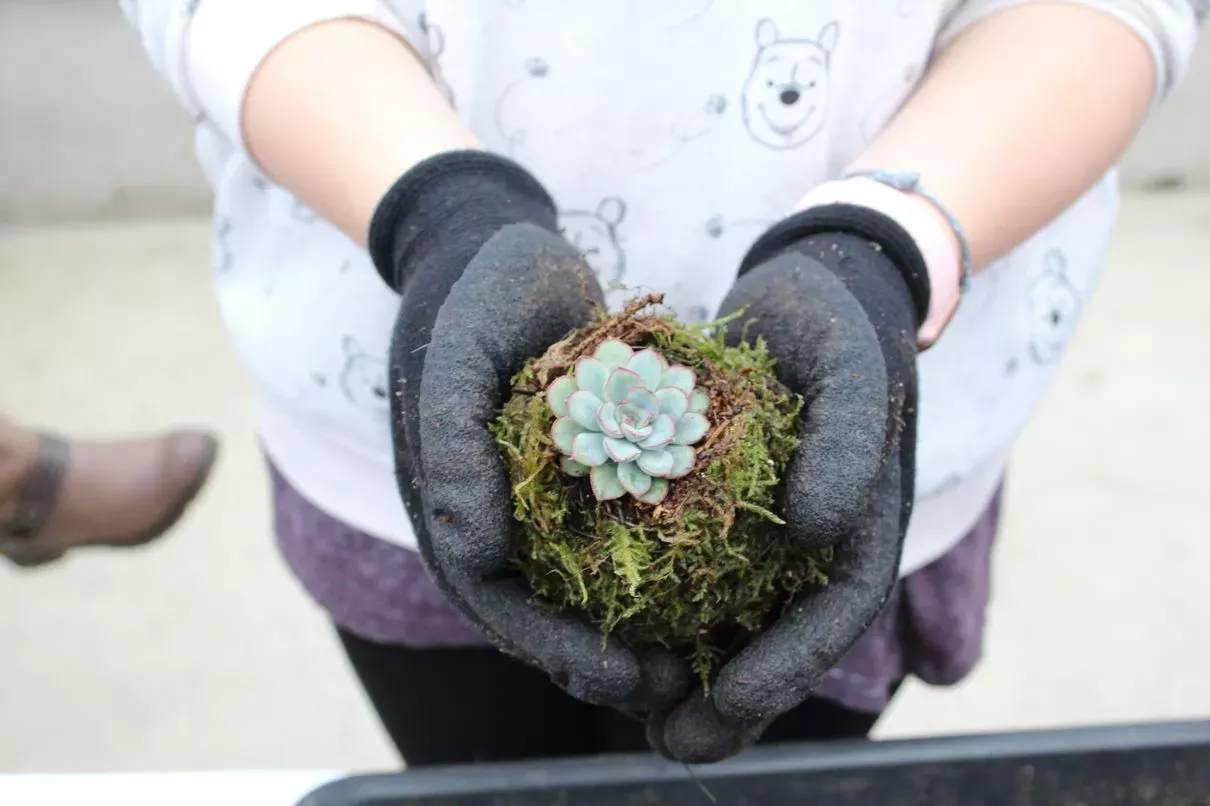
(338, 628, 889, 767)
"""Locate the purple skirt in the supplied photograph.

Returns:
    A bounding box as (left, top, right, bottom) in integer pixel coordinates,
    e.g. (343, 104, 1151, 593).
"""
(270, 460, 999, 714)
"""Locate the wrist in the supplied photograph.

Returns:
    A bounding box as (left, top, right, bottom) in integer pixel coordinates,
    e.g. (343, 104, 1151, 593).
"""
(794, 176, 963, 347)
(368, 150, 556, 292)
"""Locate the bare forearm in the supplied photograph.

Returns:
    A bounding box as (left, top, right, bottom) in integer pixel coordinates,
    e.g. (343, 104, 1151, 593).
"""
(241, 18, 478, 244)
(849, 3, 1156, 272)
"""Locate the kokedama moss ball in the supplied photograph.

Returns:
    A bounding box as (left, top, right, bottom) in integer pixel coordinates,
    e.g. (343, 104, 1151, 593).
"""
(490, 294, 830, 679)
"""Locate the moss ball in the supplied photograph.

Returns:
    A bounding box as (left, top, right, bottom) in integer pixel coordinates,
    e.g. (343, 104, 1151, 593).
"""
(490, 295, 830, 680)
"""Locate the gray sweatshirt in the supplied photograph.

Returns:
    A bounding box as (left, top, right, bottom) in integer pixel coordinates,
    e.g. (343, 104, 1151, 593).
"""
(121, 0, 1201, 575)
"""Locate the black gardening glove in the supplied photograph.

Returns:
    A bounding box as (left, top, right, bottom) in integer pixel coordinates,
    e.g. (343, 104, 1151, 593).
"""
(656, 204, 930, 763)
(369, 151, 690, 716)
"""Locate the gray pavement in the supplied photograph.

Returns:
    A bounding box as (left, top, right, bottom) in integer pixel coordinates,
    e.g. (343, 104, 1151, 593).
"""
(0, 192, 1207, 772)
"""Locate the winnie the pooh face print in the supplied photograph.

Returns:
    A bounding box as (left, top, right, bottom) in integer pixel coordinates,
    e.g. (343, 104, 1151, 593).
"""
(339, 336, 390, 415)
(742, 18, 839, 150)
(558, 197, 627, 286)
(1029, 250, 1081, 364)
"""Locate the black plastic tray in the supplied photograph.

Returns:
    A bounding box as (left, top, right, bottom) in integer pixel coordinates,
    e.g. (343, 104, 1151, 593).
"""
(299, 719, 1210, 805)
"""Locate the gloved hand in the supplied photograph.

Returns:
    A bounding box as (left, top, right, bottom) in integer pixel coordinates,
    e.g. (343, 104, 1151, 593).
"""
(369, 150, 690, 716)
(655, 204, 931, 762)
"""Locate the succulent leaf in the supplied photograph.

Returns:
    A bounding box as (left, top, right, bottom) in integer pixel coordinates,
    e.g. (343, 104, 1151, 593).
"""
(604, 436, 642, 463)
(673, 412, 709, 446)
(624, 387, 659, 417)
(570, 432, 608, 466)
(621, 419, 654, 442)
(688, 387, 710, 414)
(656, 388, 689, 420)
(574, 357, 610, 400)
(594, 339, 634, 368)
(615, 401, 650, 429)
(559, 457, 591, 477)
(596, 401, 623, 437)
(604, 367, 643, 403)
(637, 477, 669, 505)
(638, 414, 675, 449)
(547, 376, 576, 418)
(626, 349, 665, 391)
(617, 461, 653, 497)
(666, 445, 696, 479)
(661, 365, 695, 394)
(590, 462, 625, 500)
(551, 416, 585, 454)
(637, 448, 674, 478)
(567, 390, 605, 431)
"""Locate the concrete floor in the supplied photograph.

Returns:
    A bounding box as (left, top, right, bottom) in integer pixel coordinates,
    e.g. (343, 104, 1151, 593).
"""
(0, 193, 1207, 774)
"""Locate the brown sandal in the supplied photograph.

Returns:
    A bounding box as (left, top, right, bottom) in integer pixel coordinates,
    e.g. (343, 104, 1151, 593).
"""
(1, 435, 70, 566)
(0, 431, 219, 568)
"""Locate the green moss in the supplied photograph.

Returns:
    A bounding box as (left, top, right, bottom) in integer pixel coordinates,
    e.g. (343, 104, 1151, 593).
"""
(490, 295, 830, 683)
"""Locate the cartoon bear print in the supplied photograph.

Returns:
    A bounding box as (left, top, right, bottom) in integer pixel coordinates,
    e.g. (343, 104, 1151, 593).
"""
(291, 198, 318, 224)
(704, 214, 773, 239)
(1028, 249, 1081, 364)
(741, 18, 839, 150)
(632, 94, 728, 173)
(339, 336, 391, 415)
(558, 197, 627, 287)
(494, 57, 551, 153)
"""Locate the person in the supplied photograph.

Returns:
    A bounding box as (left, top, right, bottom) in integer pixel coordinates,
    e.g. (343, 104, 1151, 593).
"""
(0, 413, 218, 566)
(122, 0, 1200, 766)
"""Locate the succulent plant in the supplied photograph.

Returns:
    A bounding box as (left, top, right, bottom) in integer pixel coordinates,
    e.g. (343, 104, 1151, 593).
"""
(547, 339, 710, 504)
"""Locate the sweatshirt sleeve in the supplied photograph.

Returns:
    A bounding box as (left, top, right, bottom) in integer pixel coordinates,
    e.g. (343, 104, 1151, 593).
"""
(938, 0, 1204, 104)
(119, 0, 427, 150)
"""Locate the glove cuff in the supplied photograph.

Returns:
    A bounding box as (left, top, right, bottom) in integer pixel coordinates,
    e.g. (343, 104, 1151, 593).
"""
(739, 204, 931, 330)
(368, 149, 557, 293)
